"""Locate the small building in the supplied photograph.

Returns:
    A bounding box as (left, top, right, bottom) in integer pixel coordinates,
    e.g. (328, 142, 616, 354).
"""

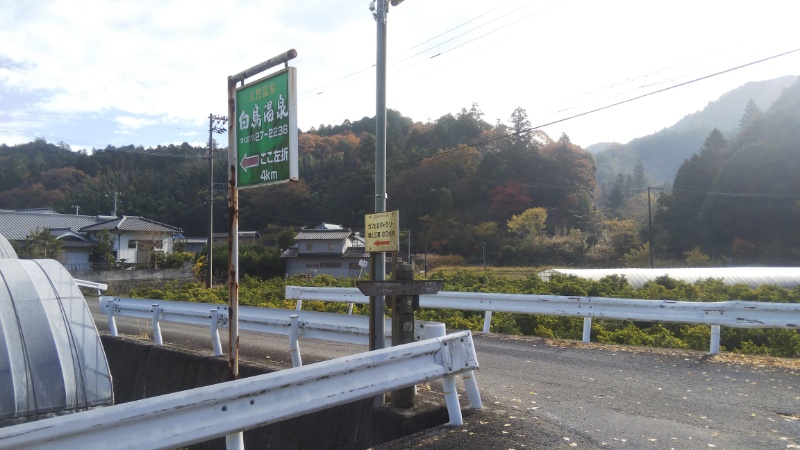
(280, 223, 369, 279)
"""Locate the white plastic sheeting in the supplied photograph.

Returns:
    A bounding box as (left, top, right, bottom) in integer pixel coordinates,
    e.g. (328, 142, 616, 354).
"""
(0, 259, 113, 426)
(539, 267, 800, 289)
(0, 233, 16, 259)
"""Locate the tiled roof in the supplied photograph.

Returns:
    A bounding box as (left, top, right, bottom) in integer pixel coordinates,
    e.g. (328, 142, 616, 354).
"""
(60, 241, 98, 249)
(80, 216, 181, 233)
(175, 237, 209, 244)
(281, 248, 299, 258)
(0, 211, 101, 241)
(280, 247, 368, 259)
(294, 230, 352, 240)
(343, 248, 369, 258)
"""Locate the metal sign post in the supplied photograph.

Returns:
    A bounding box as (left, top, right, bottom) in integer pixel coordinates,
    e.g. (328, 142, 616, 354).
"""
(226, 49, 297, 384)
(225, 50, 297, 449)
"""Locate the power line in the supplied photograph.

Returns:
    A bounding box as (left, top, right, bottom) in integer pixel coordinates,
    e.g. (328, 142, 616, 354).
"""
(302, 47, 800, 198)
(299, 1, 541, 101)
(668, 187, 800, 199)
(526, 47, 800, 131)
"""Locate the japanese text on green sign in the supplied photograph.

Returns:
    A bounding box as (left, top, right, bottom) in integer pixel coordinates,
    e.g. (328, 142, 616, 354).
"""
(235, 67, 298, 188)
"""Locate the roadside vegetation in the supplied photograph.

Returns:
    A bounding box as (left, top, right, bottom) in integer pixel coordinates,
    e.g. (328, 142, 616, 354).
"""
(125, 270, 800, 358)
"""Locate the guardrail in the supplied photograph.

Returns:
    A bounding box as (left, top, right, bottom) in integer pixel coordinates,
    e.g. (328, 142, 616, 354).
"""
(99, 296, 482, 415)
(74, 278, 108, 294)
(0, 330, 480, 449)
(285, 286, 800, 354)
(100, 296, 431, 351)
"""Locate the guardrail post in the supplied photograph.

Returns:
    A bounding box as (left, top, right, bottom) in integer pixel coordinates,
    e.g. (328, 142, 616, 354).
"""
(289, 315, 302, 367)
(152, 304, 163, 346)
(582, 317, 592, 343)
(710, 325, 721, 355)
(425, 321, 482, 412)
(295, 300, 302, 311)
(225, 432, 244, 450)
(441, 374, 462, 426)
(211, 309, 224, 357)
(482, 311, 492, 333)
(104, 298, 119, 337)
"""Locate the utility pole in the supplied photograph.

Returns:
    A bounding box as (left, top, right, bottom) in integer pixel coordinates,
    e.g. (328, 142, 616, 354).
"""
(72, 205, 80, 215)
(207, 113, 227, 289)
(369, 0, 407, 353)
(107, 192, 120, 217)
(647, 186, 662, 268)
(370, 0, 388, 354)
(407, 229, 411, 264)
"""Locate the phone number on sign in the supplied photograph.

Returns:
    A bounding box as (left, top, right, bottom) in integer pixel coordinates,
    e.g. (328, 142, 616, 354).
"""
(239, 124, 289, 144)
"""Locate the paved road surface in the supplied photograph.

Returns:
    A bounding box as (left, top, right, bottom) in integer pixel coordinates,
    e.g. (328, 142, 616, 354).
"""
(88, 299, 800, 449)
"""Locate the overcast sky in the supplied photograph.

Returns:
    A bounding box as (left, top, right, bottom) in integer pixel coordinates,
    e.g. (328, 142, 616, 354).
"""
(1, 0, 798, 152)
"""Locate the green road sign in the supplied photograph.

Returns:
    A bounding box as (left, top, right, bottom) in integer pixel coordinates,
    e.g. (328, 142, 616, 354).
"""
(235, 67, 298, 189)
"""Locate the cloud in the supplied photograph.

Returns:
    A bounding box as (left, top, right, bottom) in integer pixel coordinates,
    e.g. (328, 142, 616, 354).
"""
(1, 0, 798, 149)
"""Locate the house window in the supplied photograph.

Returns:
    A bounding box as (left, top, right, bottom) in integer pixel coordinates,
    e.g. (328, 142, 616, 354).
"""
(320, 262, 340, 268)
(128, 240, 137, 249)
(306, 242, 313, 251)
(327, 242, 335, 251)
(305, 263, 320, 269)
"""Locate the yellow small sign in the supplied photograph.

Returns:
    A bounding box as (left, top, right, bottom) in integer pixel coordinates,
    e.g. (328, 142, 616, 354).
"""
(365, 210, 399, 252)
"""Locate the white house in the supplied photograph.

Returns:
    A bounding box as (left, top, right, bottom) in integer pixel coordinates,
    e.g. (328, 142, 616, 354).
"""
(80, 216, 181, 266)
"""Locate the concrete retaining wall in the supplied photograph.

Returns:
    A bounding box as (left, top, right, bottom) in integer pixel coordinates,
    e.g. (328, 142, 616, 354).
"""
(100, 336, 448, 449)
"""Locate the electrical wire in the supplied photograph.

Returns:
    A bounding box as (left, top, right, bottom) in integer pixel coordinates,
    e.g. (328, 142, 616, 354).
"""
(299, 0, 539, 101)
(526, 48, 800, 132)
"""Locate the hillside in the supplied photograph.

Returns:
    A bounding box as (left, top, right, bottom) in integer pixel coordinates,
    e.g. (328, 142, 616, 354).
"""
(654, 77, 800, 263)
(2, 78, 800, 268)
(593, 75, 798, 185)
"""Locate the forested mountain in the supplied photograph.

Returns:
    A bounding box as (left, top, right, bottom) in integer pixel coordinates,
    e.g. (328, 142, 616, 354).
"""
(2, 78, 799, 268)
(593, 76, 798, 185)
(655, 78, 800, 264)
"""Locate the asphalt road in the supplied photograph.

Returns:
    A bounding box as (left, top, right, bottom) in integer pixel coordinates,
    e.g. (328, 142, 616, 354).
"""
(88, 299, 800, 449)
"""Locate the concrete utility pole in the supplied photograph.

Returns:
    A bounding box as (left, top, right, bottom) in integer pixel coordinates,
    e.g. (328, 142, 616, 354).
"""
(370, 0, 389, 352)
(107, 192, 120, 217)
(647, 186, 662, 268)
(369, 0, 407, 352)
(207, 114, 227, 289)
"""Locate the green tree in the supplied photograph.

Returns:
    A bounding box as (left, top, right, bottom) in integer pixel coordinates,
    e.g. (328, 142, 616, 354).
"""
(656, 129, 727, 258)
(18, 228, 63, 259)
(739, 99, 761, 130)
(507, 207, 547, 239)
(93, 229, 116, 268)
